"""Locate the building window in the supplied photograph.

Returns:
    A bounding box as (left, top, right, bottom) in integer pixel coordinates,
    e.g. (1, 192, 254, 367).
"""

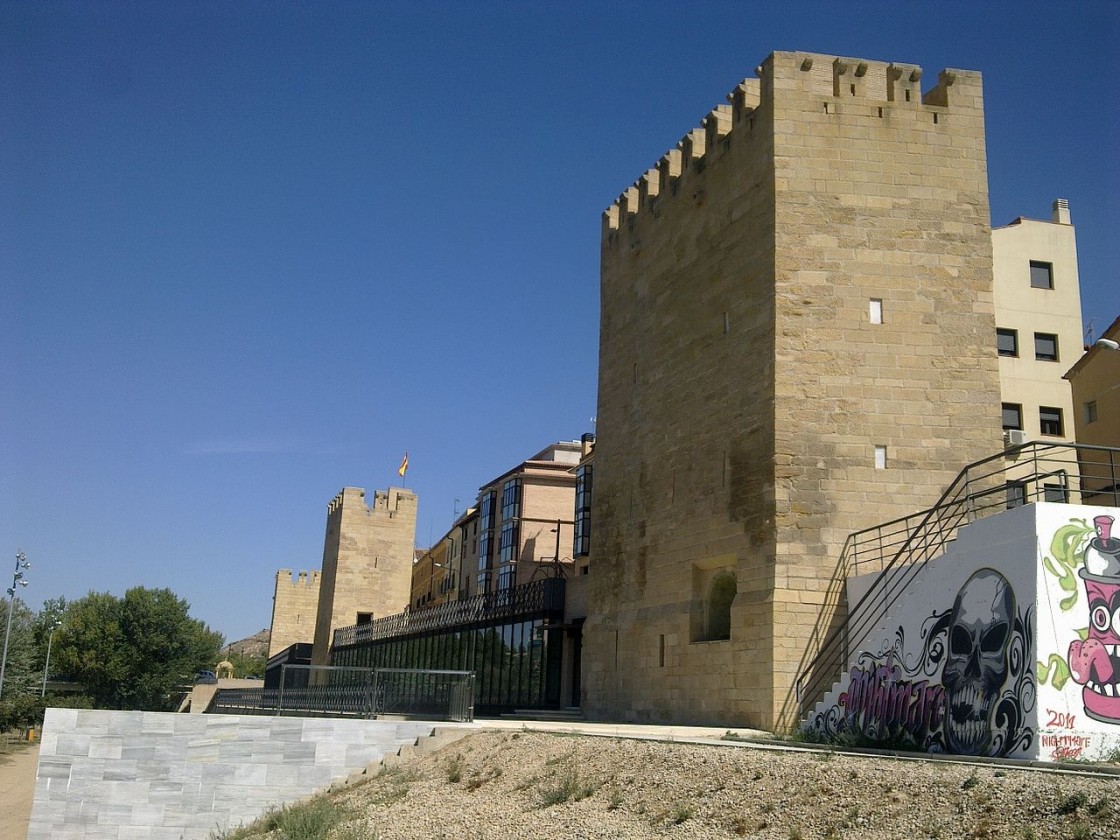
(706, 573, 736, 641)
(574, 464, 593, 557)
(478, 531, 493, 571)
(1044, 483, 1069, 503)
(476, 571, 491, 594)
(1029, 260, 1053, 289)
(1039, 406, 1064, 436)
(874, 445, 887, 470)
(996, 328, 1018, 357)
(869, 299, 883, 325)
(480, 492, 496, 531)
(497, 563, 516, 591)
(498, 520, 519, 565)
(1034, 333, 1058, 362)
(1001, 403, 1023, 431)
(1085, 401, 1098, 424)
(501, 478, 521, 521)
(1005, 482, 1025, 509)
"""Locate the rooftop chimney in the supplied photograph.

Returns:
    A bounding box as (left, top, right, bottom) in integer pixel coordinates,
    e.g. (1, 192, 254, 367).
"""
(1052, 198, 1071, 225)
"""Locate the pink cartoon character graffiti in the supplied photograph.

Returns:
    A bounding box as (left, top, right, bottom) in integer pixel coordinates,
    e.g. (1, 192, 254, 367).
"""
(1067, 514, 1120, 724)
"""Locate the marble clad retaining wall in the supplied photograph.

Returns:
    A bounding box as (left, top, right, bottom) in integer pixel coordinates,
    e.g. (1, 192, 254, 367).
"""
(29, 708, 451, 840)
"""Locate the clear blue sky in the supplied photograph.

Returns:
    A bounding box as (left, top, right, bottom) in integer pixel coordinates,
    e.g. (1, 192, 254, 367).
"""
(2, 1, 1117, 643)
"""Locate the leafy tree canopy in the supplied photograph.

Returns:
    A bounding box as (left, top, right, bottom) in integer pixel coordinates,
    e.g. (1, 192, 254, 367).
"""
(0, 597, 37, 699)
(53, 587, 223, 711)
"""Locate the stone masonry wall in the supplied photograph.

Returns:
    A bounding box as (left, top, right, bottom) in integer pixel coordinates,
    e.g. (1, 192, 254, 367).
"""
(585, 50, 1003, 731)
(268, 570, 321, 658)
(28, 708, 446, 840)
(768, 53, 1002, 725)
(312, 487, 418, 666)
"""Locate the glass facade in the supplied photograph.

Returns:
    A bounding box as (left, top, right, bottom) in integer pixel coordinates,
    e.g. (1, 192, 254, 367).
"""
(330, 579, 566, 715)
(575, 464, 592, 557)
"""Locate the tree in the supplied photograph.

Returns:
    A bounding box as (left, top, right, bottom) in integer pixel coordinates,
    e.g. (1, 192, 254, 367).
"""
(53, 587, 223, 711)
(0, 596, 37, 699)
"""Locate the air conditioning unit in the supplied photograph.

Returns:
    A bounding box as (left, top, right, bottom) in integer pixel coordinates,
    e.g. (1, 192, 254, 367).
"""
(1003, 429, 1028, 448)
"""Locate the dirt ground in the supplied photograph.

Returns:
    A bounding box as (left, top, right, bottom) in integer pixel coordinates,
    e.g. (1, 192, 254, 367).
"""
(0, 741, 39, 840)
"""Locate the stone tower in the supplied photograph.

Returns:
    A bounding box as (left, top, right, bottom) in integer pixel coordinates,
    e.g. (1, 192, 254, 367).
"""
(268, 570, 321, 658)
(584, 51, 1003, 730)
(310, 486, 418, 666)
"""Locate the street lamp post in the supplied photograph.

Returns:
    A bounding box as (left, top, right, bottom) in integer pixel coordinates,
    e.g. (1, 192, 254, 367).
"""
(0, 551, 31, 700)
(41, 617, 62, 698)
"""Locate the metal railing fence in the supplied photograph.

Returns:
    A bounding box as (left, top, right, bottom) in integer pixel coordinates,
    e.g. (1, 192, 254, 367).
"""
(332, 577, 565, 648)
(210, 665, 474, 722)
(794, 442, 1119, 720)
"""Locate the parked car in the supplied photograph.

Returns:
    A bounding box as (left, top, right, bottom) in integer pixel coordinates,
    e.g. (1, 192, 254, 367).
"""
(195, 670, 218, 684)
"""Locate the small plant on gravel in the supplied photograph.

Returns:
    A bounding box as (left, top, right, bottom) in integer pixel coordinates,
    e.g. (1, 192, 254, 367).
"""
(211, 798, 349, 840)
(751, 769, 764, 781)
(607, 787, 624, 811)
(538, 766, 596, 807)
(923, 816, 942, 839)
(670, 804, 693, 824)
(1088, 795, 1111, 817)
(1070, 823, 1092, 840)
(446, 753, 464, 783)
(1057, 791, 1088, 815)
(961, 768, 981, 790)
(788, 827, 804, 840)
(731, 816, 748, 836)
(368, 765, 419, 806)
(970, 817, 994, 839)
(1019, 828, 1038, 840)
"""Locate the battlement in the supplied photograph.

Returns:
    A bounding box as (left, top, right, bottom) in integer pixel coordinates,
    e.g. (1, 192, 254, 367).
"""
(275, 569, 322, 588)
(327, 486, 417, 520)
(603, 50, 983, 238)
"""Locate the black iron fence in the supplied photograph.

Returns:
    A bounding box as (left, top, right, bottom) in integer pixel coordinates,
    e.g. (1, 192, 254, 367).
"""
(332, 578, 565, 647)
(210, 665, 474, 722)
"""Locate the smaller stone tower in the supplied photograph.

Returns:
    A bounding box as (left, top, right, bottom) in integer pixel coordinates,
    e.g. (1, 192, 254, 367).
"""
(268, 570, 321, 658)
(310, 487, 418, 666)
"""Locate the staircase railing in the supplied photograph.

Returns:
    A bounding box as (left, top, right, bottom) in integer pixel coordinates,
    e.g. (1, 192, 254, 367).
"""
(794, 441, 1119, 721)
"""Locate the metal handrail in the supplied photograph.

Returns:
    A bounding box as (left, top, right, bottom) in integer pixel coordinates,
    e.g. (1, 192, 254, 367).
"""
(794, 442, 1119, 720)
(332, 577, 564, 648)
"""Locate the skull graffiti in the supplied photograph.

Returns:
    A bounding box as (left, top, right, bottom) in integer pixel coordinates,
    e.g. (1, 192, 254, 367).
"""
(941, 569, 1015, 755)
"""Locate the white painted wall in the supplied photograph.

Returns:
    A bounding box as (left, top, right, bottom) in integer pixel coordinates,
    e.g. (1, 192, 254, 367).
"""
(808, 502, 1120, 762)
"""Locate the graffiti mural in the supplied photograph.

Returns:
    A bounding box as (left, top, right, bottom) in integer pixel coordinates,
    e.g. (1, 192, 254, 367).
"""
(809, 567, 1034, 756)
(1055, 515, 1120, 725)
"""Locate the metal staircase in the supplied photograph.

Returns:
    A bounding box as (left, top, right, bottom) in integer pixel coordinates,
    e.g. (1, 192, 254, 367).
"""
(794, 442, 1119, 722)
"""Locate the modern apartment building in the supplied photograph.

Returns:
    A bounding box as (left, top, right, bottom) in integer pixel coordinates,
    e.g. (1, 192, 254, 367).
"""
(992, 200, 1083, 446)
(468, 441, 581, 598)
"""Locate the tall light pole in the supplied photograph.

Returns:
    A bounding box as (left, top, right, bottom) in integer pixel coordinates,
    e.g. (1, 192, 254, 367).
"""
(0, 551, 31, 700)
(41, 617, 62, 697)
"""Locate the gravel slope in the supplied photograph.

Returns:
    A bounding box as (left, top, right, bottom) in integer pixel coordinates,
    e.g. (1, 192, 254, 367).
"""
(250, 731, 1119, 839)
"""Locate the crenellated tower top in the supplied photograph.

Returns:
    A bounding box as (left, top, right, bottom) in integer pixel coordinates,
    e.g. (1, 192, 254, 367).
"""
(603, 50, 982, 240)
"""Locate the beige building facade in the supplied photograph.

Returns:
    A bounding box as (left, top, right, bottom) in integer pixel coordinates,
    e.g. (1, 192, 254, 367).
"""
(1066, 316, 1120, 504)
(992, 200, 1084, 445)
(268, 570, 321, 658)
(310, 486, 418, 666)
(584, 51, 1004, 731)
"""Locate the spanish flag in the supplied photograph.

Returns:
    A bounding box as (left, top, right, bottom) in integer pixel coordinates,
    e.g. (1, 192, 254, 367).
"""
(397, 452, 409, 478)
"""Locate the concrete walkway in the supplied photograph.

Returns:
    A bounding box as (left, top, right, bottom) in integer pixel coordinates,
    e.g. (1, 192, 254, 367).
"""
(478, 717, 762, 744)
(0, 743, 40, 840)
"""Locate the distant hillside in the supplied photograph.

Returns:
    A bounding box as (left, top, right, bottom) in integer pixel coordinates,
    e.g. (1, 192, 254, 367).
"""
(223, 629, 270, 659)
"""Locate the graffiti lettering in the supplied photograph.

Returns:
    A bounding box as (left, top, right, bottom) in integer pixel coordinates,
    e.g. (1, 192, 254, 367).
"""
(1040, 732, 1091, 762)
(1045, 708, 1077, 729)
(839, 661, 944, 743)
